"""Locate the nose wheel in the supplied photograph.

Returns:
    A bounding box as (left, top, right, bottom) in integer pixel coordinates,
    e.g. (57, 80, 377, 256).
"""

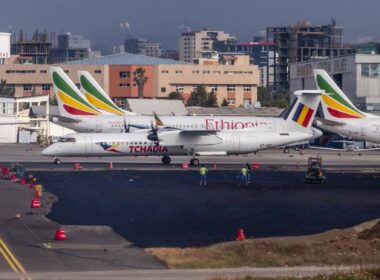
(162, 155, 171, 165)
(190, 158, 199, 166)
(53, 157, 61, 164)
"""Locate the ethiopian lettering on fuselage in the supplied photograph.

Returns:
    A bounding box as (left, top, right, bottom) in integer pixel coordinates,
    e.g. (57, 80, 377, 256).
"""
(205, 119, 267, 130)
(129, 145, 168, 153)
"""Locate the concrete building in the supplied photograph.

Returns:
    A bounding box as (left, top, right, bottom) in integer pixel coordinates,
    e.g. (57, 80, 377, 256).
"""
(0, 52, 259, 108)
(11, 30, 51, 64)
(0, 95, 74, 143)
(267, 19, 352, 91)
(214, 39, 276, 87)
(124, 38, 163, 58)
(49, 33, 93, 63)
(179, 28, 236, 63)
(289, 54, 380, 112)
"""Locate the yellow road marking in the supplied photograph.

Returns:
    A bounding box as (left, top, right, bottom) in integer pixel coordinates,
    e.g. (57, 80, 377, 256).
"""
(0, 238, 31, 280)
(0, 245, 18, 273)
(0, 239, 26, 273)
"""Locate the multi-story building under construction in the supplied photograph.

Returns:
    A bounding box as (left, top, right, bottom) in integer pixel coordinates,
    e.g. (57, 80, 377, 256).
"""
(266, 19, 352, 91)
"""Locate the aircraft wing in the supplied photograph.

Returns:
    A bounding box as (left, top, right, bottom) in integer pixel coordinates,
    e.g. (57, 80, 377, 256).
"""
(156, 129, 222, 146)
(178, 129, 219, 135)
(309, 145, 380, 152)
(51, 115, 81, 123)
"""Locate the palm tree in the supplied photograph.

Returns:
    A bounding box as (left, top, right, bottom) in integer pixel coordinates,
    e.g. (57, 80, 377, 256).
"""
(133, 67, 148, 99)
(0, 79, 15, 97)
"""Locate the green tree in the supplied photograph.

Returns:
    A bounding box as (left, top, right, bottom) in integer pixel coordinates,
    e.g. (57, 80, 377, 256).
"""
(275, 89, 290, 108)
(167, 91, 183, 100)
(221, 98, 228, 107)
(257, 86, 272, 106)
(133, 67, 148, 99)
(187, 85, 217, 107)
(0, 79, 15, 97)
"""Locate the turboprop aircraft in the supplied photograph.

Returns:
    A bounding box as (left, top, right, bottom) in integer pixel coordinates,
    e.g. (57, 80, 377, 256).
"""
(314, 69, 380, 143)
(50, 67, 323, 141)
(42, 90, 323, 165)
(77, 70, 135, 116)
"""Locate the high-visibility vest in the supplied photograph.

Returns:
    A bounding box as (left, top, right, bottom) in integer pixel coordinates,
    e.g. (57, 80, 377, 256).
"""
(200, 167, 207, 175)
(241, 167, 247, 176)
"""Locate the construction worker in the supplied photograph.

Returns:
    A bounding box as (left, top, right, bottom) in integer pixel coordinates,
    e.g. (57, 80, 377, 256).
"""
(246, 162, 252, 183)
(241, 165, 248, 186)
(199, 165, 208, 186)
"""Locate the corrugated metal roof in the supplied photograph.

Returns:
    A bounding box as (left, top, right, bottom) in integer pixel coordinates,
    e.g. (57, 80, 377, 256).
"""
(126, 99, 187, 116)
(67, 53, 188, 65)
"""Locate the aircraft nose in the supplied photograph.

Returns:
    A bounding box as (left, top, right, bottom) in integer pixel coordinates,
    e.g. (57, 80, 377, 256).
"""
(41, 144, 56, 156)
(311, 128, 323, 139)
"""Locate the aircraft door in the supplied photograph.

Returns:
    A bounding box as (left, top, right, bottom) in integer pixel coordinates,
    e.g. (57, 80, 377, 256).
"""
(95, 120, 102, 132)
(84, 136, 93, 153)
(360, 127, 366, 137)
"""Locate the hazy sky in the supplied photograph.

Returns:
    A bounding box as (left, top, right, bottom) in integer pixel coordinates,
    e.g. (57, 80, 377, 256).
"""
(1, 0, 379, 54)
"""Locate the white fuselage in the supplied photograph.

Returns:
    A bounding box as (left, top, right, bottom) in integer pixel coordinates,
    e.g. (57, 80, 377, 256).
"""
(54, 115, 282, 133)
(317, 118, 380, 143)
(42, 128, 313, 158)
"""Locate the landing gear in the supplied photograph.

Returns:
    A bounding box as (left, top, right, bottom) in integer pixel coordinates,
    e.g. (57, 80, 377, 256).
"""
(162, 155, 171, 165)
(190, 158, 200, 167)
(53, 157, 61, 164)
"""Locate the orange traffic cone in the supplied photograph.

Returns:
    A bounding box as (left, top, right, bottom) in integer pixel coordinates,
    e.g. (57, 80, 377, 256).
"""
(31, 199, 41, 208)
(74, 162, 81, 170)
(54, 228, 67, 241)
(236, 228, 245, 241)
(19, 178, 26, 186)
(182, 162, 189, 169)
(109, 162, 113, 169)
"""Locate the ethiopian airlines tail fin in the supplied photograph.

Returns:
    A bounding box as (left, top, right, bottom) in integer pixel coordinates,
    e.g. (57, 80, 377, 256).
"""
(283, 90, 323, 132)
(313, 69, 371, 121)
(50, 67, 101, 118)
(78, 71, 135, 116)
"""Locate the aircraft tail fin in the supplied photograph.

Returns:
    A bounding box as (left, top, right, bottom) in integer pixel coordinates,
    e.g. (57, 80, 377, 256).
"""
(78, 71, 134, 115)
(50, 67, 101, 117)
(283, 90, 323, 131)
(313, 69, 366, 121)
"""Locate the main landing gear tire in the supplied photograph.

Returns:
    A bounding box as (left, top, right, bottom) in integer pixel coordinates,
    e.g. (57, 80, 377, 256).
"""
(190, 158, 200, 167)
(162, 155, 171, 165)
(53, 157, 61, 164)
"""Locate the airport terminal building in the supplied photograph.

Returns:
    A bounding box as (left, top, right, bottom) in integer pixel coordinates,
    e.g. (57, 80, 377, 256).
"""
(290, 54, 380, 112)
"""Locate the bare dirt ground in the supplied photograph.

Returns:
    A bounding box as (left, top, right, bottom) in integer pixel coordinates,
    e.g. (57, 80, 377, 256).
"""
(148, 219, 380, 269)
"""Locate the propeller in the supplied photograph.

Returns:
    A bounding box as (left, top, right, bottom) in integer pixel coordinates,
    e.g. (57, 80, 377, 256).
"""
(147, 119, 159, 142)
(123, 117, 130, 133)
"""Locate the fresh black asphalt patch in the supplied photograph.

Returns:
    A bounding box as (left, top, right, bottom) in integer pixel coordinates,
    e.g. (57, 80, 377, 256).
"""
(35, 170, 380, 247)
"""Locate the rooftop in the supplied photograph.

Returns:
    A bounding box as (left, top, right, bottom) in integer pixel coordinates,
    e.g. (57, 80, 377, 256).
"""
(67, 52, 187, 65)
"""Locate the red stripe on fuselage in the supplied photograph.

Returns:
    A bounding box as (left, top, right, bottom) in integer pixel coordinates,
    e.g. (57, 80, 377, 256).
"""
(63, 104, 97, 115)
(302, 108, 314, 127)
(327, 107, 361, 119)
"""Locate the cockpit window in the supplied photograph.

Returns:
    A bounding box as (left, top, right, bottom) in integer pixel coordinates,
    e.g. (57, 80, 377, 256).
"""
(58, 137, 76, 143)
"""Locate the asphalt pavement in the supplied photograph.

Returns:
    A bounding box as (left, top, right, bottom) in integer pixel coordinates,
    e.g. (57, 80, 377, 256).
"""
(35, 169, 380, 247)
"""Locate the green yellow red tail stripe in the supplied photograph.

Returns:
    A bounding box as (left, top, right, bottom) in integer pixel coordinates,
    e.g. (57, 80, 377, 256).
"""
(80, 74, 125, 116)
(52, 71, 100, 116)
(315, 72, 364, 119)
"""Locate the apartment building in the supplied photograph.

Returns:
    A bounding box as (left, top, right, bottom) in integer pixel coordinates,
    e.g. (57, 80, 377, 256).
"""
(179, 28, 236, 62)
